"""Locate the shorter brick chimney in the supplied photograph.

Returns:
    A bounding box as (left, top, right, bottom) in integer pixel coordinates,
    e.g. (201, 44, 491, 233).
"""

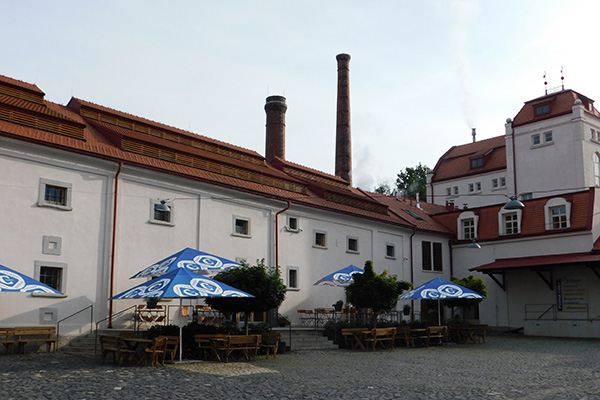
(265, 95, 287, 162)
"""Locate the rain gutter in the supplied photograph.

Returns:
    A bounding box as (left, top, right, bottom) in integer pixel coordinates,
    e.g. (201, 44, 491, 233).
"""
(108, 162, 123, 328)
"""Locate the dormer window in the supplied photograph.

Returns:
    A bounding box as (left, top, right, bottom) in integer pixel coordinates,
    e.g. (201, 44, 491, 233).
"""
(544, 197, 571, 231)
(471, 158, 483, 168)
(457, 211, 479, 240)
(536, 104, 550, 116)
(498, 208, 522, 236)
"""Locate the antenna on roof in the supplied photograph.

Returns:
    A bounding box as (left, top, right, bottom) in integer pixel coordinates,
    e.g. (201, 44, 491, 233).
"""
(544, 71, 548, 95)
(561, 66, 564, 91)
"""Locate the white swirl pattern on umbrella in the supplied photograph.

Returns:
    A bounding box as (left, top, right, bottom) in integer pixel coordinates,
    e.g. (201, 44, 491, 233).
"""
(417, 284, 480, 299)
(0, 270, 57, 293)
(137, 256, 177, 277)
(116, 276, 251, 299)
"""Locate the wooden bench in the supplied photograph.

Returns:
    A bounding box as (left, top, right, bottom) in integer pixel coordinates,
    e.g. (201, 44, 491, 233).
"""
(418, 326, 448, 347)
(159, 335, 180, 364)
(473, 324, 488, 343)
(99, 335, 120, 364)
(341, 328, 370, 350)
(395, 326, 414, 348)
(0, 328, 17, 355)
(364, 327, 396, 351)
(259, 332, 281, 359)
(219, 335, 261, 363)
(15, 326, 59, 353)
(195, 333, 228, 360)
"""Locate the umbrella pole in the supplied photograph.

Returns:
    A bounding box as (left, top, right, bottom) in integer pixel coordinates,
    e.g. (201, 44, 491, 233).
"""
(179, 299, 183, 362)
(437, 300, 441, 326)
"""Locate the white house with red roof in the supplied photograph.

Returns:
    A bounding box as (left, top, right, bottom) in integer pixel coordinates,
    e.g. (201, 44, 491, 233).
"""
(429, 88, 600, 338)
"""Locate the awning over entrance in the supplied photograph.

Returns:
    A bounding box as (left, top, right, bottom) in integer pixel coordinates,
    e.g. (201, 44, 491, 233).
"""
(470, 252, 600, 291)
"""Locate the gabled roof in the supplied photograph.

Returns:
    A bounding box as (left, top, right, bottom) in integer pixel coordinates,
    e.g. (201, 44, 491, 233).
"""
(0, 73, 453, 236)
(430, 136, 506, 183)
(512, 89, 600, 127)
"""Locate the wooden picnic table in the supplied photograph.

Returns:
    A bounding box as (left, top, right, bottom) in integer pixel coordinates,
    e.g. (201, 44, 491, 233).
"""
(341, 328, 371, 350)
(119, 337, 154, 365)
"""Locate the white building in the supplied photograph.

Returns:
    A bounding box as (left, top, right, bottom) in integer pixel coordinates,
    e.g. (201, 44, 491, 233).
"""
(428, 88, 600, 338)
(0, 58, 453, 338)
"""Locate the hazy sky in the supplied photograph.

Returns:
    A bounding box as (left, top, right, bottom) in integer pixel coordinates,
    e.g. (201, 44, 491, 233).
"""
(2, 1, 599, 191)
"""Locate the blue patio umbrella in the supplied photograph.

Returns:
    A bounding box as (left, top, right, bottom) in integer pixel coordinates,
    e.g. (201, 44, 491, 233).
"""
(314, 265, 364, 287)
(110, 267, 253, 361)
(399, 278, 486, 325)
(130, 247, 242, 278)
(0, 263, 62, 294)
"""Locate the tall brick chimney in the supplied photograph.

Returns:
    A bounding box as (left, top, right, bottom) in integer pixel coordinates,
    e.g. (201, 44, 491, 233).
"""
(265, 95, 287, 162)
(335, 53, 352, 184)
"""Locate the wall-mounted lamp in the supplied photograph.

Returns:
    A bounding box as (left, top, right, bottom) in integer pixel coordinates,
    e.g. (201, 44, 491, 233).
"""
(504, 195, 525, 210)
(155, 199, 171, 212)
(468, 239, 481, 249)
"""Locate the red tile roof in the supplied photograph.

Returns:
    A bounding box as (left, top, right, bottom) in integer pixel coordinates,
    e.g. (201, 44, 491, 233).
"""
(0, 73, 454, 235)
(471, 251, 600, 273)
(512, 89, 600, 127)
(430, 136, 506, 183)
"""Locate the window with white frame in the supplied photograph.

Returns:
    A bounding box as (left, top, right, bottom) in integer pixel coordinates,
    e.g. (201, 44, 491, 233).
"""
(287, 267, 299, 290)
(468, 183, 474, 192)
(532, 131, 553, 147)
(446, 187, 452, 196)
(476, 182, 481, 191)
(34, 261, 67, 294)
(313, 230, 327, 248)
(347, 237, 359, 253)
(150, 199, 174, 225)
(422, 241, 442, 272)
(532, 134, 541, 146)
(492, 178, 498, 188)
(457, 211, 478, 240)
(233, 216, 251, 237)
(500, 177, 506, 187)
(38, 178, 72, 211)
(453, 186, 459, 195)
(521, 192, 533, 200)
(498, 208, 522, 236)
(286, 216, 300, 232)
(594, 153, 600, 187)
(544, 198, 571, 230)
(592, 128, 599, 142)
(492, 177, 506, 189)
(544, 131, 553, 143)
(385, 243, 396, 259)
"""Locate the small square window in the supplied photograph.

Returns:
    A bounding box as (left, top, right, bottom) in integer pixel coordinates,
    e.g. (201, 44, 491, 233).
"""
(286, 216, 300, 232)
(492, 178, 498, 188)
(38, 178, 72, 211)
(42, 236, 62, 256)
(287, 267, 299, 290)
(314, 231, 327, 248)
(453, 186, 459, 195)
(468, 183, 474, 192)
(34, 261, 67, 295)
(150, 199, 174, 226)
(536, 104, 549, 115)
(446, 187, 452, 196)
(386, 244, 396, 259)
(544, 131, 553, 143)
(532, 134, 541, 146)
(522, 193, 533, 200)
(233, 217, 251, 236)
(347, 237, 359, 253)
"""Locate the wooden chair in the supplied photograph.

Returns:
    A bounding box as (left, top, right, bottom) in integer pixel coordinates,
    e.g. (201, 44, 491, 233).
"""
(223, 335, 261, 363)
(99, 335, 120, 364)
(116, 337, 137, 365)
(159, 335, 180, 364)
(145, 337, 168, 366)
(364, 327, 396, 351)
(260, 332, 281, 359)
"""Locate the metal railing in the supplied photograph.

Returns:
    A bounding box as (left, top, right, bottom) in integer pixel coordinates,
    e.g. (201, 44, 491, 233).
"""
(525, 303, 590, 321)
(56, 304, 93, 339)
(94, 305, 137, 355)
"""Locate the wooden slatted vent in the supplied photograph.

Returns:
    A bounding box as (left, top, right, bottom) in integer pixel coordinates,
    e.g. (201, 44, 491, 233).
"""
(0, 105, 84, 140)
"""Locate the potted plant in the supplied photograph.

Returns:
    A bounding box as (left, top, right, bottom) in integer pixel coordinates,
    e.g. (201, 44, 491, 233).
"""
(146, 297, 159, 309)
(333, 300, 343, 312)
(403, 304, 411, 316)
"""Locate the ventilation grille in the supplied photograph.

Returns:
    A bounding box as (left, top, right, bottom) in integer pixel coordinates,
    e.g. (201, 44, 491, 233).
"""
(324, 191, 389, 214)
(122, 139, 307, 194)
(81, 108, 263, 165)
(283, 166, 348, 189)
(0, 84, 44, 104)
(0, 105, 84, 140)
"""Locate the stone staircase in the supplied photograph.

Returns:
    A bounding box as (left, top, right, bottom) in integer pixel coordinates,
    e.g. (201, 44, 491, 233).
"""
(59, 327, 338, 357)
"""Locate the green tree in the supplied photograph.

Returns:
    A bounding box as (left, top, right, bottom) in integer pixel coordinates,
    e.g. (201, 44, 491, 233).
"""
(442, 275, 488, 319)
(374, 182, 392, 195)
(395, 163, 430, 200)
(205, 259, 287, 333)
(345, 260, 412, 327)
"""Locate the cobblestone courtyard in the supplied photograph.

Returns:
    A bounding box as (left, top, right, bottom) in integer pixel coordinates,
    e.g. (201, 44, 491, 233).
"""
(1, 334, 599, 399)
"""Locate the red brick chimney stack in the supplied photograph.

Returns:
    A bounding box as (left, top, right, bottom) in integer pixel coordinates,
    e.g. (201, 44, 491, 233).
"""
(265, 95, 287, 162)
(335, 53, 352, 184)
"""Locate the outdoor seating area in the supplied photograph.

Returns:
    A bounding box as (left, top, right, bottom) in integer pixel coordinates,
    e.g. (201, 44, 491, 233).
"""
(0, 326, 59, 354)
(194, 333, 262, 363)
(99, 333, 179, 366)
(339, 325, 458, 350)
(448, 324, 488, 344)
